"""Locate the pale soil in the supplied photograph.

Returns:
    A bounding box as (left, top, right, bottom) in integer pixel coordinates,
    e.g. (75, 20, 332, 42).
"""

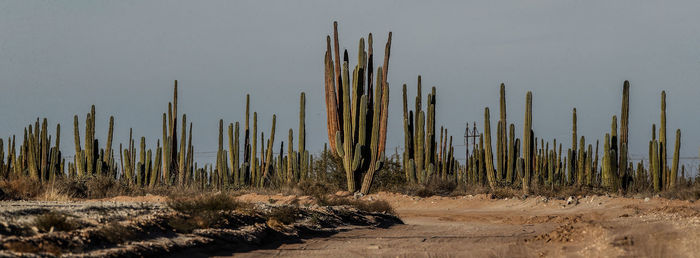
(230, 192, 700, 258)
(1, 193, 698, 257)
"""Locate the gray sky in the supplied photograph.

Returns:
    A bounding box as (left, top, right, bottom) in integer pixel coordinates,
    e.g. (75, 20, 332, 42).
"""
(1, 1, 699, 169)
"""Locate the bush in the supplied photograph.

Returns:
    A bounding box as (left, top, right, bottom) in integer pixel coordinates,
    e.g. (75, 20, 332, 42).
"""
(319, 197, 395, 214)
(167, 193, 244, 215)
(267, 205, 301, 225)
(297, 180, 333, 199)
(33, 211, 77, 233)
(414, 177, 457, 197)
(0, 178, 43, 200)
(167, 193, 250, 232)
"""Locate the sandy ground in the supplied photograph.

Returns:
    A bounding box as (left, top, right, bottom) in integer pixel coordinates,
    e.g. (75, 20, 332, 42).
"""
(230, 192, 700, 257)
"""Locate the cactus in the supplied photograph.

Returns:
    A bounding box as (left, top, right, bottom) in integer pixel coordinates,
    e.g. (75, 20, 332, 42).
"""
(497, 83, 507, 182)
(619, 81, 630, 189)
(577, 136, 585, 185)
(570, 108, 577, 185)
(483, 107, 497, 189)
(251, 112, 258, 185)
(324, 22, 391, 193)
(651, 140, 661, 191)
(287, 129, 294, 183)
(659, 91, 667, 189)
(670, 129, 680, 188)
(401, 77, 446, 185)
(262, 115, 276, 186)
(299, 92, 307, 181)
(522, 92, 533, 194)
(506, 123, 515, 184)
(602, 133, 614, 189)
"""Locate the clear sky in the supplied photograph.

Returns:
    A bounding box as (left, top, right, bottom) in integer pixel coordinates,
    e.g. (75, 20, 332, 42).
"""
(1, 1, 699, 170)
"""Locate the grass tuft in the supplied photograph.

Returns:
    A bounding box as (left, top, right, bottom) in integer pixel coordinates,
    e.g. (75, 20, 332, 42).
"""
(33, 211, 77, 233)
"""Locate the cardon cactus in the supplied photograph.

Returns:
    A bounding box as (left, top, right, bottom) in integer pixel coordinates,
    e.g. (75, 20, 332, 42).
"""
(401, 77, 445, 185)
(619, 81, 630, 189)
(670, 129, 680, 188)
(522, 91, 533, 194)
(323, 22, 391, 194)
(483, 107, 497, 190)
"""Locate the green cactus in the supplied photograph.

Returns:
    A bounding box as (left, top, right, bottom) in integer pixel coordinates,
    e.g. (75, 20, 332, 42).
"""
(262, 115, 276, 186)
(506, 123, 515, 184)
(483, 107, 497, 190)
(619, 81, 630, 189)
(287, 128, 294, 183)
(570, 108, 577, 185)
(299, 92, 306, 181)
(670, 129, 680, 188)
(498, 83, 507, 182)
(324, 23, 391, 193)
(522, 91, 533, 194)
(577, 136, 585, 185)
(659, 91, 667, 189)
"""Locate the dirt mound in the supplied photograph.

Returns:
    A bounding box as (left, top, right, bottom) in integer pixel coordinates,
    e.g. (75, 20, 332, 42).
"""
(0, 200, 401, 257)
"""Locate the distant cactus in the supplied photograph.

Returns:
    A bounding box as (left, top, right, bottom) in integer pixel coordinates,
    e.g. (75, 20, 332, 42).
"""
(522, 92, 533, 194)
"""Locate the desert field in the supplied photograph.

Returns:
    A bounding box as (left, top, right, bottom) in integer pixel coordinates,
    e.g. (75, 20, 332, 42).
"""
(3, 191, 695, 257)
(235, 192, 700, 257)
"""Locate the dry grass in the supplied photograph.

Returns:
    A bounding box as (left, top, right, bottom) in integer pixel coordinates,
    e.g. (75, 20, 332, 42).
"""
(319, 197, 395, 214)
(660, 181, 700, 200)
(37, 185, 72, 201)
(33, 211, 77, 233)
(0, 178, 43, 200)
(167, 193, 252, 232)
(267, 205, 301, 225)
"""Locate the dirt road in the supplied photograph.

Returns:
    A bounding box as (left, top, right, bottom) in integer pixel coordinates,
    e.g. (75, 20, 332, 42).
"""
(231, 192, 700, 257)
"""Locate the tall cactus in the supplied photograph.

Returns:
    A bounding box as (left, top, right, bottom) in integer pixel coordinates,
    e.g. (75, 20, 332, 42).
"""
(570, 108, 577, 185)
(659, 91, 667, 189)
(323, 22, 391, 193)
(298, 93, 308, 181)
(670, 129, 680, 188)
(619, 81, 630, 189)
(401, 77, 443, 185)
(262, 115, 276, 186)
(522, 92, 533, 194)
(497, 83, 507, 182)
(506, 124, 515, 184)
(483, 107, 497, 189)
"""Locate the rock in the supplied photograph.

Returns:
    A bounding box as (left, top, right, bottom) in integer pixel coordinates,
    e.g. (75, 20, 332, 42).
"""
(335, 191, 351, 197)
(644, 197, 650, 202)
(566, 196, 578, 205)
(353, 192, 364, 199)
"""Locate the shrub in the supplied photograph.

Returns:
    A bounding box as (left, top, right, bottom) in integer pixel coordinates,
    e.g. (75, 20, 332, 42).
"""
(319, 197, 395, 214)
(0, 178, 43, 200)
(33, 211, 77, 233)
(167, 193, 250, 232)
(267, 205, 301, 225)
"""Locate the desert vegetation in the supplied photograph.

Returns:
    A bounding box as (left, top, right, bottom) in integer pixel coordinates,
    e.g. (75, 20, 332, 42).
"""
(0, 19, 698, 257)
(0, 22, 698, 203)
